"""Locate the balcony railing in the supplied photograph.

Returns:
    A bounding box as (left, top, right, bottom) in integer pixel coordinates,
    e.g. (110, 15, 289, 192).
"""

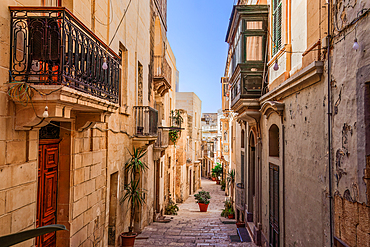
(154, 128, 169, 149)
(153, 56, 171, 85)
(134, 106, 158, 136)
(230, 72, 263, 107)
(235, 183, 245, 211)
(10, 7, 120, 103)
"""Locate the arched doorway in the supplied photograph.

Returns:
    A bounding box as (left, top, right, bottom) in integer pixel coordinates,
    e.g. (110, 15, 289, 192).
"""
(247, 132, 256, 222)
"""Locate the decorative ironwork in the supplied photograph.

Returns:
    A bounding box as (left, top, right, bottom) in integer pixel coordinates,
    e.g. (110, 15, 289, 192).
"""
(10, 7, 120, 103)
(39, 122, 60, 139)
(134, 106, 158, 136)
(154, 0, 167, 28)
(154, 128, 169, 149)
(153, 56, 171, 85)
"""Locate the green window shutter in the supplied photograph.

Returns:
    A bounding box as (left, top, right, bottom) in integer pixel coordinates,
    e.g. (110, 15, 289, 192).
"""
(272, 0, 282, 56)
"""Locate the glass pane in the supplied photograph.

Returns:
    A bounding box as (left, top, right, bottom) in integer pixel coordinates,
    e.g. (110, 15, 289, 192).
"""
(246, 36, 263, 61)
(247, 21, 263, 30)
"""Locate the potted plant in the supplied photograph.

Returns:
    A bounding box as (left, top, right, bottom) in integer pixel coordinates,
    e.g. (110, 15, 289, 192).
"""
(211, 172, 216, 181)
(120, 148, 148, 247)
(194, 190, 211, 212)
(227, 208, 235, 219)
(236, 221, 245, 228)
(221, 199, 233, 218)
(169, 129, 180, 145)
(227, 169, 235, 204)
(212, 163, 222, 184)
(164, 191, 179, 215)
(169, 110, 183, 146)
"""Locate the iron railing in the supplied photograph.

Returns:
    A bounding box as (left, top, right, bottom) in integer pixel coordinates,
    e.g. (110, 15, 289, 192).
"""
(153, 56, 171, 85)
(154, 128, 169, 149)
(235, 183, 245, 211)
(134, 106, 158, 136)
(10, 7, 120, 103)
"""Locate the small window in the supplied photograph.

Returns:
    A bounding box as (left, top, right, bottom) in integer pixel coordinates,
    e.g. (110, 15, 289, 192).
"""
(272, 0, 283, 56)
(269, 124, 279, 157)
(247, 21, 263, 30)
(241, 129, 245, 148)
(246, 36, 263, 61)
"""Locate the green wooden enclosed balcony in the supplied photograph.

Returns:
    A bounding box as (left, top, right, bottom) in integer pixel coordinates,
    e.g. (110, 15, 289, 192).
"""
(225, 5, 269, 112)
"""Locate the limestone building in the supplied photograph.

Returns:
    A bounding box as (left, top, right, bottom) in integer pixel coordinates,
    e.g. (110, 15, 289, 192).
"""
(175, 92, 202, 202)
(0, 0, 178, 246)
(222, 0, 370, 246)
(201, 112, 218, 178)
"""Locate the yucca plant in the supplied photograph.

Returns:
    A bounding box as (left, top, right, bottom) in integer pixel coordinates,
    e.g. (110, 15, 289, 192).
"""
(120, 148, 148, 234)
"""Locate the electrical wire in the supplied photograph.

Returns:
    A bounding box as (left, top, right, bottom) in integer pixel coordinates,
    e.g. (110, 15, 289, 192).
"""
(94, 0, 114, 26)
(109, 0, 132, 46)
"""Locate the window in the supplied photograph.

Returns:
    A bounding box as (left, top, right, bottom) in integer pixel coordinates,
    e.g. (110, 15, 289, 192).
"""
(269, 124, 279, 157)
(119, 44, 128, 107)
(241, 129, 245, 148)
(272, 0, 282, 56)
(246, 36, 263, 61)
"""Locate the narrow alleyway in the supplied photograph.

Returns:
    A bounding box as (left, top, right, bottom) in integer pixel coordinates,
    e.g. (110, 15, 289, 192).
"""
(135, 178, 256, 247)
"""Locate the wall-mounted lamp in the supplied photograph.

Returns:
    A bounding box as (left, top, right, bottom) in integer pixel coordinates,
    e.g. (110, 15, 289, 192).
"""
(353, 38, 359, 50)
(102, 57, 108, 70)
(43, 106, 49, 118)
(273, 59, 279, 71)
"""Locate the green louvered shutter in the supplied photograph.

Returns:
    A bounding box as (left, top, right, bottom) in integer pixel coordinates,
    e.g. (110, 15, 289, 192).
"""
(272, 0, 282, 56)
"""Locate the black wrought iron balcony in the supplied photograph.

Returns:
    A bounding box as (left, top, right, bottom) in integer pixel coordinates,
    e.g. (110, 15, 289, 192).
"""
(154, 128, 169, 150)
(134, 106, 158, 137)
(9, 7, 120, 104)
(153, 56, 171, 95)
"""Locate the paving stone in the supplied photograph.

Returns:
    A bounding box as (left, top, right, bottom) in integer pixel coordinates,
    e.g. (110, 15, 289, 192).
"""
(135, 178, 257, 247)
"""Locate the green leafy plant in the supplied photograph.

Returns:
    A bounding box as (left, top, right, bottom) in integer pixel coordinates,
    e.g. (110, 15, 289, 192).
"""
(194, 190, 211, 204)
(228, 207, 235, 215)
(170, 110, 183, 127)
(211, 163, 222, 179)
(169, 129, 180, 144)
(220, 180, 226, 191)
(165, 192, 179, 215)
(227, 169, 235, 204)
(120, 148, 148, 234)
(221, 199, 233, 217)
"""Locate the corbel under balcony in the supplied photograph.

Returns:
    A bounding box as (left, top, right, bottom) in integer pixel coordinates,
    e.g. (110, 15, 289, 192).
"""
(132, 106, 158, 147)
(153, 56, 172, 96)
(260, 101, 285, 119)
(12, 85, 119, 130)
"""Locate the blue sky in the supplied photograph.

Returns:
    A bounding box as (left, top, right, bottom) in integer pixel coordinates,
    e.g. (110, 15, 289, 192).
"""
(167, 0, 234, 113)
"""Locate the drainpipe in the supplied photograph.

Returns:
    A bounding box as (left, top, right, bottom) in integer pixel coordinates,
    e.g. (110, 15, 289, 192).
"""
(281, 115, 286, 247)
(327, 0, 334, 246)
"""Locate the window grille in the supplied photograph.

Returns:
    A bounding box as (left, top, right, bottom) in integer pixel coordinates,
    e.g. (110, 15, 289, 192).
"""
(272, 0, 282, 56)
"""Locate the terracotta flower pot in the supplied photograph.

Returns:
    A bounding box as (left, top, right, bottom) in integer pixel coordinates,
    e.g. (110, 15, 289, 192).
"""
(236, 222, 245, 228)
(216, 180, 220, 185)
(120, 232, 138, 247)
(228, 214, 235, 219)
(211, 177, 216, 181)
(198, 203, 209, 212)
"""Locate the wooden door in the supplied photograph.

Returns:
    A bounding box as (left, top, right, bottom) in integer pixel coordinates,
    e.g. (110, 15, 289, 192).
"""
(155, 161, 160, 213)
(269, 164, 279, 247)
(37, 140, 59, 247)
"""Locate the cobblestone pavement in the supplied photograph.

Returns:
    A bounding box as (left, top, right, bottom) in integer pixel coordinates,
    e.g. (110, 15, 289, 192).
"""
(135, 178, 257, 247)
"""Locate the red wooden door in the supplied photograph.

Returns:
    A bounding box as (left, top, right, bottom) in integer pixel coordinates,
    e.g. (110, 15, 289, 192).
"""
(37, 140, 59, 247)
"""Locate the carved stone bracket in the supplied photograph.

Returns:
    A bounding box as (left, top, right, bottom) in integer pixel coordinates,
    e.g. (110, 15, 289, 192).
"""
(11, 85, 119, 130)
(260, 101, 285, 119)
